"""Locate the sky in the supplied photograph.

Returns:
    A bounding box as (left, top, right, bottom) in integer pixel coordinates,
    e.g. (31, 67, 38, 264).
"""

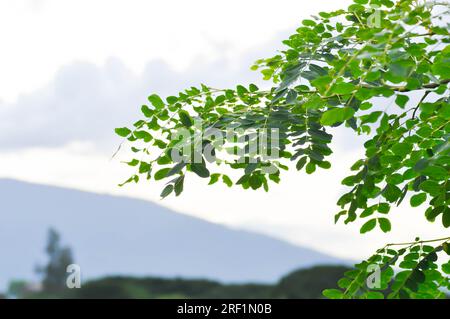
(0, 0, 447, 261)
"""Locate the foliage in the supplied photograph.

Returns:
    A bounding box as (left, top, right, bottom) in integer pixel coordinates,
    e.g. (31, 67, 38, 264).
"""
(323, 236, 450, 299)
(115, 0, 450, 299)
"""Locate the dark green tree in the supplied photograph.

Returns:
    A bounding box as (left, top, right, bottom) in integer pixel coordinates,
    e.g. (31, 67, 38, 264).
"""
(115, 0, 450, 298)
(36, 228, 74, 293)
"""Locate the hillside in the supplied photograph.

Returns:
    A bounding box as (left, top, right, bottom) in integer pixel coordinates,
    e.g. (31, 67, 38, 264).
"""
(27, 266, 351, 299)
(0, 179, 346, 290)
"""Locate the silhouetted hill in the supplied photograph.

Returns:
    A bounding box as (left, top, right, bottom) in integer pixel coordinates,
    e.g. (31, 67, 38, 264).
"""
(28, 265, 351, 299)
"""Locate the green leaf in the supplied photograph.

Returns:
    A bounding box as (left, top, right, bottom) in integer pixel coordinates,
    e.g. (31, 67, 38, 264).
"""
(332, 82, 356, 95)
(302, 19, 317, 27)
(391, 143, 412, 157)
(442, 262, 450, 274)
(296, 156, 308, 171)
(410, 193, 427, 207)
(236, 85, 248, 97)
(208, 173, 220, 185)
(335, 210, 347, 223)
(303, 94, 324, 110)
(148, 94, 165, 109)
(360, 218, 377, 234)
(154, 139, 167, 149)
(366, 71, 381, 82)
(305, 162, 316, 174)
(191, 162, 210, 178)
(432, 61, 450, 78)
(317, 161, 331, 169)
(138, 162, 151, 174)
(311, 76, 332, 91)
(249, 174, 262, 190)
(141, 105, 154, 117)
(320, 107, 355, 126)
(174, 175, 184, 196)
(179, 110, 193, 127)
(115, 127, 131, 137)
(337, 277, 351, 289)
(118, 175, 138, 187)
(222, 175, 233, 187)
(308, 129, 332, 141)
(399, 261, 416, 269)
(134, 130, 152, 142)
(425, 206, 444, 222)
(383, 184, 402, 203)
(366, 291, 384, 299)
(147, 117, 160, 130)
(395, 95, 409, 108)
(167, 96, 178, 105)
(360, 206, 376, 218)
(322, 289, 344, 299)
(422, 165, 448, 180)
(167, 162, 186, 177)
(249, 83, 259, 92)
(414, 159, 429, 172)
(160, 184, 174, 198)
(360, 111, 382, 124)
(443, 242, 450, 255)
(419, 180, 441, 196)
(157, 155, 171, 165)
(377, 203, 390, 214)
(125, 159, 139, 167)
(386, 60, 415, 83)
(443, 209, 450, 228)
(155, 168, 170, 181)
(378, 218, 391, 233)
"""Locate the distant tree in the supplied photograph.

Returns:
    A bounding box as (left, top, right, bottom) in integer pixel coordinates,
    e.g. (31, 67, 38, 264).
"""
(36, 228, 74, 293)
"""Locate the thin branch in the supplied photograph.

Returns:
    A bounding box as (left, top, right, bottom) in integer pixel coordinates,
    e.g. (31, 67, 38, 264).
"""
(412, 90, 431, 120)
(384, 236, 450, 247)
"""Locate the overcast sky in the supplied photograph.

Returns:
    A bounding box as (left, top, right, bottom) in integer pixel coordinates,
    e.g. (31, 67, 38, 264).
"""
(1, 0, 447, 260)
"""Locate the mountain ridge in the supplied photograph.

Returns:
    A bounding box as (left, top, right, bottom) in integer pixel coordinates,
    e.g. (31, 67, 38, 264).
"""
(0, 178, 347, 290)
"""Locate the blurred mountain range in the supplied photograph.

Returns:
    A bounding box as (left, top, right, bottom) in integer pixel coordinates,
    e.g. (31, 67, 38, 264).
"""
(0, 179, 346, 290)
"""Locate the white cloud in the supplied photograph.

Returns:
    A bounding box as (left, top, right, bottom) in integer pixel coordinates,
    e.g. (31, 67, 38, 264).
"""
(0, 0, 353, 103)
(0, 56, 255, 149)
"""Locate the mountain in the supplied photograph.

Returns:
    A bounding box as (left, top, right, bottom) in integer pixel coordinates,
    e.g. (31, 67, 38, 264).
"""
(0, 179, 346, 290)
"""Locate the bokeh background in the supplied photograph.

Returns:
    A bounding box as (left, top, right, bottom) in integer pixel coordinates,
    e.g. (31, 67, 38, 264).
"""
(0, 0, 447, 298)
